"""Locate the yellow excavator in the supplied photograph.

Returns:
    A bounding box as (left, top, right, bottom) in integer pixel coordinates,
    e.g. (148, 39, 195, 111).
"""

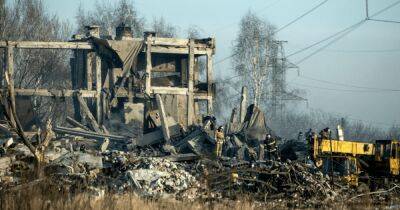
(309, 133, 400, 186)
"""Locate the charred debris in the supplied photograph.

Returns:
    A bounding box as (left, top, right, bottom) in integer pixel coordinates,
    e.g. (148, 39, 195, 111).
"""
(0, 25, 398, 208)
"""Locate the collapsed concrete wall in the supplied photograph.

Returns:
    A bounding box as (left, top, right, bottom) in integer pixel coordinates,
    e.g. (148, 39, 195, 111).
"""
(0, 24, 216, 146)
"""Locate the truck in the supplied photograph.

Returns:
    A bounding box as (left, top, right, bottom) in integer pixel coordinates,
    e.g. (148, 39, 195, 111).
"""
(309, 133, 400, 186)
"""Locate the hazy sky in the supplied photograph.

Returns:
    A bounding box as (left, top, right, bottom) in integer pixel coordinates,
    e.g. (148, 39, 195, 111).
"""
(42, 0, 400, 128)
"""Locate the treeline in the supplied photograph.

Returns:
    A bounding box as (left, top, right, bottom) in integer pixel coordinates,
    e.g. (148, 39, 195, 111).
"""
(0, 0, 71, 122)
(268, 110, 400, 141)
(74, 0, 201, 38)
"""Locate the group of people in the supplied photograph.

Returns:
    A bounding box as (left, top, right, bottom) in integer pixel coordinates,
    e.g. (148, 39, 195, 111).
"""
(203, 115, 280, 161)
(304, 127, 332, 142)
(304, 127, 333, 160)
(207, 119, 278, 160)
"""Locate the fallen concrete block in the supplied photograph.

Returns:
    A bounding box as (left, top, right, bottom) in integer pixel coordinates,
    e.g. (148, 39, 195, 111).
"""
(1, 137, 13, 148)
(45, 152, 103, 175)
(12, 144, 34, 158)
(77, 153, 103, 169)
(174, 129, 203, 148)
(126, 170, 142, 189)
(165, 153, 198, 162)
(162, 144, 177, 155)
(129, 169, 169, 183)
(44, 164, 74, 175)
(136, 130, 164, 147)
(124, 102, 144, 141)
(173, 128, 214, 157)
(0, 156, 13, 176)
(45, 148, 69, 162)
(167, 116, 182, 138)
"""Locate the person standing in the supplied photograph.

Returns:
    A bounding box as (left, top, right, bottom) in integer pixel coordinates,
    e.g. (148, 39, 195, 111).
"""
(215, 126, 225, 157)
(265, 134, 278, 160)
(319, 127, 330, 140)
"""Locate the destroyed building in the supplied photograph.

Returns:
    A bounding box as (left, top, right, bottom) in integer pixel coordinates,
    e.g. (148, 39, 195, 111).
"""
(0, 25, 216, 147)
(1, 23, 399, 210)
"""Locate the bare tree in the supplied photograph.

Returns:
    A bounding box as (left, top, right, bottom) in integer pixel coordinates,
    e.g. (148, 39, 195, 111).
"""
(266, 108, 390, 142)
(232, 11, 276, 107)
(187, 25, 205, 39)
(388, 125, 400, 140)
(76, 0, 144, 37)
(0, 0, 71, 164)
(151, 16, 177, 38)
(0, 0, 5, 37)
(0, 0, 72, 126)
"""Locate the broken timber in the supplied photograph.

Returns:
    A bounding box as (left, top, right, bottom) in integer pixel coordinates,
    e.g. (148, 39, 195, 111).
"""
(95, 55, 102, 124)
(165, 153, 199, 162)
(53, 126, 127, 141)
(66, 116, 89, 131)
(145, 33, 152, 95)
(76, 93, 102, 133)
(187, 39, 195, 125)
(155, 94, 170, 143)
(0, 39, 213, 53)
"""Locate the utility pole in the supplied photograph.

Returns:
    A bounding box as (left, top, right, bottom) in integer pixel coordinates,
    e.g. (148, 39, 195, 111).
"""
(270, 40, 287, 119)
(365, 0, 369, 20)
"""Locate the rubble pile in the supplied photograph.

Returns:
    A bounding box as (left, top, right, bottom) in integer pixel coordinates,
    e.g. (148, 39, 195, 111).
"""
(39, 148, 202, 200)
(103, 155, 200, 199)
(206, 160, 341, 207)
(1, 102, 400, 209)
(1, 133, 400, 208)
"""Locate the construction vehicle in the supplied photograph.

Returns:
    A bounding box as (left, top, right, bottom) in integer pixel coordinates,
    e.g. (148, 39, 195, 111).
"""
(309, 133, 400, 186)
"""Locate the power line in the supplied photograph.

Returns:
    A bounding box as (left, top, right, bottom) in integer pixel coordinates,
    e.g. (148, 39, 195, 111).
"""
(297, 75, 400, 91)
(214, 0, 328, 65)
(275, 0, 329, 33)
(218, 74, 400, 92)
(288, 81, 400, 93)
(368, 18, 400, 24)
(219, 74, 242, 82)
(291, 0, 400, 63)
(255, 0, 283, 15)
(214, 54, 235, 65)
(216, 0, 400, 65)
(285, 43, 400, 53)
(295, 20, 365, 64)
(286, 20, 365, 58)
(217, 61, 400, 92)
(323, 48, 400, 53)
(369, 0, 400, 17)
